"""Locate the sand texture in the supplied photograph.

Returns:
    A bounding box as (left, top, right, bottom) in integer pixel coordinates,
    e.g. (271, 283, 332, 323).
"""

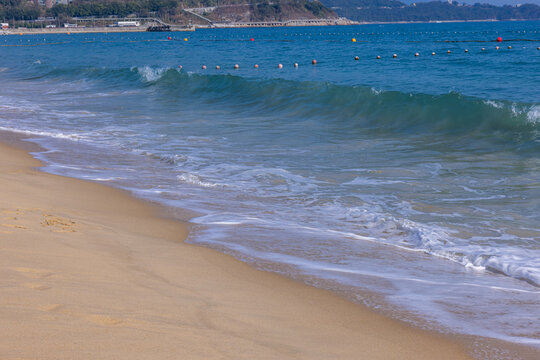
(0, 137, 478, 360)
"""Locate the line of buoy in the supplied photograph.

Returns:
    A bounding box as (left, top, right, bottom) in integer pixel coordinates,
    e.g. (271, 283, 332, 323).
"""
(178, 43, 534, 70)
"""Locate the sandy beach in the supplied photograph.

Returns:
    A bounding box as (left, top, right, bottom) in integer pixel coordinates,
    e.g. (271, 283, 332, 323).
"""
(0, 132, 496, 359)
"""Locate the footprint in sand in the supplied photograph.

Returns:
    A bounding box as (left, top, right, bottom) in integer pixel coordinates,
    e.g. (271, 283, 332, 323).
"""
(1, 223, 27, 229)
(41, 215, 77, 233)
(87, 314, 124, 326)
(39, 304, 64, 312)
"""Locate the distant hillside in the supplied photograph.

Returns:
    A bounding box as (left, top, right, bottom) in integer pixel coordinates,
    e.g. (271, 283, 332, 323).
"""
(320, 0, 540, 22)
(0, 0, 336, 24)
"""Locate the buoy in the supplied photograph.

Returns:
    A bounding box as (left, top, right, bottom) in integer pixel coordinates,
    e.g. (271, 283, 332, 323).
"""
(481, 48, 485, 51)
(19, 33, 23, 35)
(508, 46, 512, 49)
(496, 46, 499, 50)
(250, 38, 254, 41)
(234, 64, 239, 69)
(537, 47, 540, 50)
(294, 63, 298, 67)
(432, 52, 436, 56)
(201, 65, 206, 69)
(465, 49, 468, 53)
(354, 56, 359, 60)
(447, 50, 451, 54)
(377, 55, 381, 59)
(497, 37, 502, 42)
(312, 59, 317, 65)
(392, 54, 397, 58)
(184, 38, 188, 41)
(278, 64, 283, 69)
(352, 38, 356, 42)
(67, 32, 70, 35)
(254, 64, 259, 68)
(178, 65, 182, 69)
(168, 36, 171, 40)
(216, 65, 220, 70)
(415, 52, 419, 57)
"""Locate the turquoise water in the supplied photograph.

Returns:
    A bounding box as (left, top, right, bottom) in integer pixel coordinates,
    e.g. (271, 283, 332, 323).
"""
(1, 21, 539, 351)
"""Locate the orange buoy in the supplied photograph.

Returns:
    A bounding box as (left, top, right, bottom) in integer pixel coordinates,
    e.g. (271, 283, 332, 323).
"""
(352, 38, 356, 42)
(216, 65, 220, 70)
(432, 52, 436, 56)
(278, 64, 283, 69)
(254, 64, 259, 68)
(392, 54, 397, 58)
(312, 59, 317, 65)
(377, 55, 381, 59)
(234, 64, 239, 69)
(294, 63, 298, 68)
(508, 46, 512, 49)
(415, 52, 419, 57)
(184, 38, 188, 41)
(496, 46, 499, 50)
(447, 50, 451, 54)
(496, 37, 502, 42)
(354, 56, 359, 60)
(465, 49, 468, 53)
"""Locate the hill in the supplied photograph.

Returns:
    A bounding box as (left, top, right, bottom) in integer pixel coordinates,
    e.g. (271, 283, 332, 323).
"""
(0, 0, 336, 24)
(320, 0, 540, 22)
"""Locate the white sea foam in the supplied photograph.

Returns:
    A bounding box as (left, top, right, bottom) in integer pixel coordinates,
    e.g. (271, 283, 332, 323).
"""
(135, 66, 167, 82)
(0, 126, 85, 141)
(177, 173, 220, 188)
(483, 100, 504, 109)
(526, 105, 540, 124)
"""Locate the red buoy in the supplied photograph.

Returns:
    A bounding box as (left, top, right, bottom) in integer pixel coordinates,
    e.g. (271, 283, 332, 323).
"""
(312, 59, 317, 65)
(250, 38, 254, 41)
(254, 64, 259, 68)
(234, 64, 239, 69)
(497, 37, 502, 42)
(168, 36, 171, 40)
(201, 65, 206, 69)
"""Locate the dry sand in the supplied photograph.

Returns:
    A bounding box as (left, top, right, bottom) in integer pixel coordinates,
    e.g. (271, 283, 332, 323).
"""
(0, 134, 483, 359)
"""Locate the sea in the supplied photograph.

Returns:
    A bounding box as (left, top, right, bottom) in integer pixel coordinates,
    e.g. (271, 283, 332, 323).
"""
(1, 21, 539, 356)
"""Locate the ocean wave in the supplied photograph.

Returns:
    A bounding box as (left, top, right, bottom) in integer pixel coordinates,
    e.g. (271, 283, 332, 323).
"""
(30, 64, 540, 149)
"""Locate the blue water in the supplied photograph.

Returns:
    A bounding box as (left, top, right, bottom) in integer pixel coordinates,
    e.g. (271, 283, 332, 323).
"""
(1, 21, 539, 352)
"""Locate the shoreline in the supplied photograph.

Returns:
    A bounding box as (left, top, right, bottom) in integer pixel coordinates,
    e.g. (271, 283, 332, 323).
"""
(0, 132, 484, 359)
(2, 18, 538, 35)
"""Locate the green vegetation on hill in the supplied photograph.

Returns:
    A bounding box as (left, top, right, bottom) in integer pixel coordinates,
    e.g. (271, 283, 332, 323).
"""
(321, 0, 540, 22)
(0, 0, 335, 23)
